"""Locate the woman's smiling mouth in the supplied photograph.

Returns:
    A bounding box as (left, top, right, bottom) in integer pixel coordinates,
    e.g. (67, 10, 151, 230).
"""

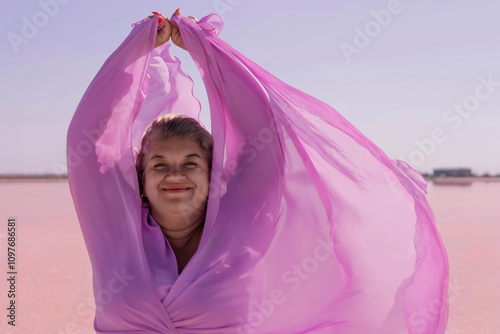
(164, 186, 192, 193)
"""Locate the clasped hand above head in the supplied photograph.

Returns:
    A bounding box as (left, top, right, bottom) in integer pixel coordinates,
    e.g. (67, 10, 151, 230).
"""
(149, 8, 198, 50)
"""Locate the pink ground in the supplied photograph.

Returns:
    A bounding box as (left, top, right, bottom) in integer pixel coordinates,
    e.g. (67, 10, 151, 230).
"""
(0, 179, 498, 333)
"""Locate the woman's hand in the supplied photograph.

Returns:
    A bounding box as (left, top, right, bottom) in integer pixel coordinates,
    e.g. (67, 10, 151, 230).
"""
(151, 9, 198, 51)
(153, 14, 172, 48)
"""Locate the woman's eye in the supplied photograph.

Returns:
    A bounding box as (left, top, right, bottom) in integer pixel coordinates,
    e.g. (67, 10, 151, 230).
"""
(154, 164, 165, 168)
(185, 162, 197, 167)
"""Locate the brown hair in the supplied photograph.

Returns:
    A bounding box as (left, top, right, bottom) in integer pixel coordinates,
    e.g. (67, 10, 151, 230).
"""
(135, 114, 214, 198)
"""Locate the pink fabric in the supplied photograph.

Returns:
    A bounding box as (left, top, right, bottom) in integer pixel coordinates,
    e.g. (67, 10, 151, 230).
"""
(67, 13, 449, 334)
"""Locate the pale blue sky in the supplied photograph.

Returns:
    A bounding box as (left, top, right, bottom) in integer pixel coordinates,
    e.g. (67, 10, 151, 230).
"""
(1, 0, 499, 175)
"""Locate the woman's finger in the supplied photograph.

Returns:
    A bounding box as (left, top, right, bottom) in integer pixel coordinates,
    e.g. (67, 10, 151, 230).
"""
(149, 13, 169, 24)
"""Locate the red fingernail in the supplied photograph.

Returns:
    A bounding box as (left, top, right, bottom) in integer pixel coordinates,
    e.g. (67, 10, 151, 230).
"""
(158, 17, 164, 23)
(152, 11, 159, 15)
(175, 8, 180, 12)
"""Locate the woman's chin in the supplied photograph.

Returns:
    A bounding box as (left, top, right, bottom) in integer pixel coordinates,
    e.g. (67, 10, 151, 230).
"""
(153, 202, 201, 215)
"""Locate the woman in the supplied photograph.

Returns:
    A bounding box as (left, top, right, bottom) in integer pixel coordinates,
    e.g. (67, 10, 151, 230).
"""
(67, 8, 449, 333)
(132, 11, 213, 275)
(135, 114, 213, 275)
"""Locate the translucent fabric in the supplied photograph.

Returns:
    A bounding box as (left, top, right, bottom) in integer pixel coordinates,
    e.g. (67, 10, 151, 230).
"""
(66, 13, 448, 334)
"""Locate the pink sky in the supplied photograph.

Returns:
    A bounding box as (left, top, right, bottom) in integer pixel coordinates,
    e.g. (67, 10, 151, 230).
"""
(1, 0, 499, 175)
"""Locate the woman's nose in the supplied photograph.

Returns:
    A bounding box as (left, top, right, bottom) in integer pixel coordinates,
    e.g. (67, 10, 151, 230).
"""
(165, 168, 185, 179)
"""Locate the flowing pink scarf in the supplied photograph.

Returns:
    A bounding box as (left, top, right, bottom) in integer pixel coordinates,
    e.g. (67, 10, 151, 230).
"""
(67, 13, 448, 334)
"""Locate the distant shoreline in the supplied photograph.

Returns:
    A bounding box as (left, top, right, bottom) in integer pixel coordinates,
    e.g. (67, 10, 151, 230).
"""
(427, 176, 500, 183)
(1, 175, 500, 183)
(0, 175, 68, 181)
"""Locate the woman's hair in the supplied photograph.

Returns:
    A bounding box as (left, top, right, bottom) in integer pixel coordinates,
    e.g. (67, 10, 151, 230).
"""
(135, 114, 214, 196)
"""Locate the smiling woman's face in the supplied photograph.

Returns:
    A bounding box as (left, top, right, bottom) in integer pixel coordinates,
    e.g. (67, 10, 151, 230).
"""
(143, 137, 210, 226)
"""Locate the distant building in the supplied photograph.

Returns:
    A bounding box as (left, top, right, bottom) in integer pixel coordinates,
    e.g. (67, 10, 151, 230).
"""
(433, 168, 472, 177)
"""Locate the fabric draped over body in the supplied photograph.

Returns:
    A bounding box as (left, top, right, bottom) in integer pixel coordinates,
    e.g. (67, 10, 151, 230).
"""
(66, 14, 449, 334)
